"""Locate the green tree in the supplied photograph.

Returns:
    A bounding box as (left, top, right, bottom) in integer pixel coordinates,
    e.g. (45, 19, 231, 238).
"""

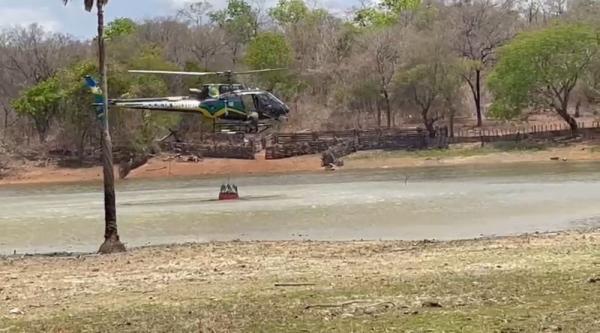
(245, 32, 292, 90)
(354, 0, 421, 28)
(210, 0, 258, 65)
(245, 32, 292, 69)
(269, 0, 309, 25)
(488, 24, 600, 131)
(62, 0, 125, 254)
(381, 0, 422, 13)
(12, 77, 62, 142)
(56, 62, 98, 163)
(395, 30, 464, 137)
(354, 8, 397, 28)
(106, 18, 137, 39)
(12, 61, 98, 159)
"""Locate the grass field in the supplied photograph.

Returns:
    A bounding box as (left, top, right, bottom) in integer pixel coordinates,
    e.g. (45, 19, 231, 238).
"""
(1, 230, 599, 332)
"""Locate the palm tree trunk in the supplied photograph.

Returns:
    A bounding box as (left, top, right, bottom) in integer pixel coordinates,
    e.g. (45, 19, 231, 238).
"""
(96, 1, 125, 254)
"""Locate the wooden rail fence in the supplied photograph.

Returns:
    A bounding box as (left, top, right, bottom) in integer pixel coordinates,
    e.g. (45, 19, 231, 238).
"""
(160, 141, 257, 160)
(153, 121, 600, 160)
(451, 121, 600, 144)
(265, 128, 448, 160)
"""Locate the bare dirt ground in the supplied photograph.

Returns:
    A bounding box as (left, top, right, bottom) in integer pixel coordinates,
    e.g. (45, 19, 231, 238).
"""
(3, 143, 600, 186)
(0, 230, 598, 332)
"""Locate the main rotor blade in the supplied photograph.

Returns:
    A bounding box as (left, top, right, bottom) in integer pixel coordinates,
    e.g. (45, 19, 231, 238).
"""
(128, 70, 223, 76)
(128, 68, 287, 77)
(234, 68, 287, 75)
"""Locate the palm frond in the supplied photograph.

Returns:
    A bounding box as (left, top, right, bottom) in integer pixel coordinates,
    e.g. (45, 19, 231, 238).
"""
(84, 0, 95, 11)
(62, 0, 109, 12)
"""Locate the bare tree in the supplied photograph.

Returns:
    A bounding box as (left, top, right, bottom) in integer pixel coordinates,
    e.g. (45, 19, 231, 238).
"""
(0, 25, 87, 143)
(177, 1, 213, 27)
(372, 30, 400, 128)
(449, 0, 518, 126)
(189, 27, 226, 69)
(0, 25, 82, 86)
(395, 27, 464, 136)
(136, 18, 192, 66)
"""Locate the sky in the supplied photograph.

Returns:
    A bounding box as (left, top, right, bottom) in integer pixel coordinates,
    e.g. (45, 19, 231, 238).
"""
(0, 0, 362, 39)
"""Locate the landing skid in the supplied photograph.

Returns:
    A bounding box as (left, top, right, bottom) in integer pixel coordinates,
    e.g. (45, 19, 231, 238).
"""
(215, 119, 274, 134)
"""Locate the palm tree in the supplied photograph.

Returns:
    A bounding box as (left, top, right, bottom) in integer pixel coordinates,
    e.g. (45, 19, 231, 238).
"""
(63, 0, 125, 254)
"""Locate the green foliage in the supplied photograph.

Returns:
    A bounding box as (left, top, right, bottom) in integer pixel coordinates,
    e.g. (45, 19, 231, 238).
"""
(11, 35, 180, 150)
(395, 60, 462, 126)
(210, 0, 258, 43)
(488, 23, 600, 119)
(245, 32, 292, 69)
(354, 8, 397, 28)
(245, 32, 294, 92)
(12, 78, 62, 118)
(354, 0, 422, 27)
(12, 61, 99, 143)
(58, 61, 99, 153)
(381, 0, 422, 13)
(269, 0, 309, 25)
(105, 18, 137, 39)
(12, 77, 63, 141)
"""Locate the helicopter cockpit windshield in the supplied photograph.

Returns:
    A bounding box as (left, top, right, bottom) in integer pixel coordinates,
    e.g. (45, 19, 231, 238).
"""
(254, 92, 289, 119)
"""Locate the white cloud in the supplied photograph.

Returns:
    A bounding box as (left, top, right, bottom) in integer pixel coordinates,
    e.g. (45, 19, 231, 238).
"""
(163, 0, 357, 12)
(0, 7, 61, 32)
(164, 0, 200, 9)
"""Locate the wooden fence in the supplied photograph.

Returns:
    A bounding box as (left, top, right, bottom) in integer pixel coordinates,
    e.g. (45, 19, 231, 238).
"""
(160, 141, 257, 160)
(451, 121, 600, 144)
(265, 128, 448, 160)
(155, 121, 600, 160)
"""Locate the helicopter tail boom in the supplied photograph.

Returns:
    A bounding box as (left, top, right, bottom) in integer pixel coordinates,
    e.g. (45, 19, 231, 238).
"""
(109, 97, 203, 113)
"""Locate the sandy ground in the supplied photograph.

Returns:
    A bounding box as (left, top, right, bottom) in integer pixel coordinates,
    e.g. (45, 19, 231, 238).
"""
(2, 143, 600, 186)
(0, 230, 598, 332)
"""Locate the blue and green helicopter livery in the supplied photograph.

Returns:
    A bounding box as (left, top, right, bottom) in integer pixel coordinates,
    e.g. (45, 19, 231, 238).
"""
(85, 69, 290, 132)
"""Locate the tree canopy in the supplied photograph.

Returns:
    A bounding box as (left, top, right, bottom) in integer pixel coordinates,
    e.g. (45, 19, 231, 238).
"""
(488, 23, 600, 130)
(105, 18, 137, 39)
(269, 0, 309, 25)
(354, 0, 422, 27)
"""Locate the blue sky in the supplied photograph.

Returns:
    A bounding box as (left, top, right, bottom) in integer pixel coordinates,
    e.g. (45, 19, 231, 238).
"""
(0, 0, 362, 39)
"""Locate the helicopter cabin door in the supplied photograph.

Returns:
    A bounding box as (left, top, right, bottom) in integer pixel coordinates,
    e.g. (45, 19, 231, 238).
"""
(241, 94, 259, 120)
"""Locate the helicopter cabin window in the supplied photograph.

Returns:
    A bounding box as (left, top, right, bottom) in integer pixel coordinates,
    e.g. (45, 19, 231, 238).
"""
(219, 85, 232, 95)
(224, 95, 242, 108)
(241, 95, 257, 112)
(255, 93, 274, 110)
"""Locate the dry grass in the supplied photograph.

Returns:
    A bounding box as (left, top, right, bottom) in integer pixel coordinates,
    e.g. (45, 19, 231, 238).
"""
(1, 232, 599, 332)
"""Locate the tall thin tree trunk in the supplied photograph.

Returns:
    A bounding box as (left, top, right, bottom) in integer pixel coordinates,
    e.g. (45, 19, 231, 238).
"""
(377, 101, 382, 129)
(383, 90, 391, 129)
(3, 108, 8, 133)
(475, 70, 482, 127)
(449, 107, 455, 138)
(97, 2, 125, 254)
(422, 109, 436, 138)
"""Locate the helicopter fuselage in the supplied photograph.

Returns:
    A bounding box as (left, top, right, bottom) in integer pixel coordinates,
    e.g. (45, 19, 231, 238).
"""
(109, 89, 289, 122)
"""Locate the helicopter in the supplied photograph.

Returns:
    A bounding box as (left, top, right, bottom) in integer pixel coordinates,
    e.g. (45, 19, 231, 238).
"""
(105, 68, 290, 133)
